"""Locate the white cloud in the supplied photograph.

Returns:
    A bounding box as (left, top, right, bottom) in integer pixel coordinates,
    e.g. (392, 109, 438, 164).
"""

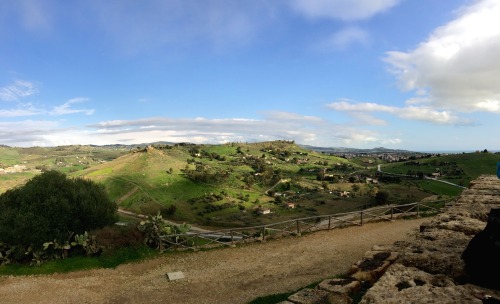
(385, 0, 500, 113)
(349, 112, 388, 126)
(83, 113, 399, 148)
(327, 100, 473, 125)
(0, 112, 398, 148)
(291, 0, 401, 21)
(0, 80, 37, 102)
(319, 27, 371, 50)
(0, 104, 42, 117)
(0, 120, 60, 146)
(50, 98, 95, 116)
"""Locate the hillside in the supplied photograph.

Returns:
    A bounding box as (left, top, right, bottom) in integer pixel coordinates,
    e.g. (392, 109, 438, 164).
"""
(79, 141, 376, 226)
(380, 151, 499, 195)
(0, 145, 127, 193)
(3, 141, 498, 228)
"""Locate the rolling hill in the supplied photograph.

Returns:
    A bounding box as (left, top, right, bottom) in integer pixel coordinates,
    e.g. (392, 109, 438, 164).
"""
(3, 141, 499, 228)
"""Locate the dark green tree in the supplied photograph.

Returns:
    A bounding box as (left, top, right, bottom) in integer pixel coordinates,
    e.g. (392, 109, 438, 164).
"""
(374, 191, 390, 205)
(0, 171, 117, 248)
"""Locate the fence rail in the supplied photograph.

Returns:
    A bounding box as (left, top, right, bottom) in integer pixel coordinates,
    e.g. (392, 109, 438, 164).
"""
(160, 199, 452, 251)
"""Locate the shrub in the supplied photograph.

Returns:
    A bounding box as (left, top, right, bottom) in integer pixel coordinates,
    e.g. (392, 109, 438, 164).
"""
(137, 212, 190, 251)
(0, 170, 118, 251)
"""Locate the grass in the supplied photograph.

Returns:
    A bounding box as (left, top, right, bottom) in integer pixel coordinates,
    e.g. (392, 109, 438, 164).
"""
(0, 245, 158, 276)
(417, 180, 464, 196)
(0, 147, 21, 165)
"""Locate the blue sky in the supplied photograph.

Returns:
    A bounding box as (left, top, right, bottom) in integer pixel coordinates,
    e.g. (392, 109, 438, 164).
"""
(1, 0, 500, 151)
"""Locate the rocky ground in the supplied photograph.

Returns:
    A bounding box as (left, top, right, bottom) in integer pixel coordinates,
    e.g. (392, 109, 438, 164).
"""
(0, 218, 427, 304)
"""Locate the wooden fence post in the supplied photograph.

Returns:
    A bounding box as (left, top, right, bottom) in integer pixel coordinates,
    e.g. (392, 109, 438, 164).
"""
(390, 207, 394, 220)
(328, 216, 331, 230)
(230, 230, 234, 246)
(417, 203, 420, 217)
(360, 211, 364, 226)
(262, 226, 266, 241)
(296, 220, 301, 236)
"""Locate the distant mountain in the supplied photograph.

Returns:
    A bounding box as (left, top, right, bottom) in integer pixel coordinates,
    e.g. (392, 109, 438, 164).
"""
(299, 145, 415, 154)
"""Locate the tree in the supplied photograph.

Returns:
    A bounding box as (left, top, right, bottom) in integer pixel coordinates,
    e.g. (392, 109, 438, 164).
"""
(375, 191, 389, 205)
(0, 170, 117, 249)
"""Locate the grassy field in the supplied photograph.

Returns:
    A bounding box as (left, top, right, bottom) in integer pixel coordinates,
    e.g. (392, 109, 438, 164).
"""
(382, 152, 498, 186)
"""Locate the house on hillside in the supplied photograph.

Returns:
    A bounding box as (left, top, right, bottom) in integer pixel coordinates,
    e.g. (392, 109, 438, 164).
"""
(257, 207, 272, 215)
(284, 202, 295, 209)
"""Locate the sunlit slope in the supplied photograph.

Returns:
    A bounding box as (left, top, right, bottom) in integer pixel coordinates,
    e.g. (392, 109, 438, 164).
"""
(382, 152, 499, 190)
(79, 142, 356, 224)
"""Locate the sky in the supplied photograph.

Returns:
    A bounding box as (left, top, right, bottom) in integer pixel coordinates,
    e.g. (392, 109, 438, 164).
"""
(1, 0, 500, 152)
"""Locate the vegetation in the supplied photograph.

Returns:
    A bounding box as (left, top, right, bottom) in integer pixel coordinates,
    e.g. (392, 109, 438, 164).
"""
(0, 170, 118, 264)
(2, 142, 499, 229)
(137, 212, 190, 251)
(1, 142, 498, 274)
(0, 245, 156, 276)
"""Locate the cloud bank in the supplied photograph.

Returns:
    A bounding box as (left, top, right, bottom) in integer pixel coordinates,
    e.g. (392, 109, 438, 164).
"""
(0, 112, 398, 148)
(385, 0, 500, 113)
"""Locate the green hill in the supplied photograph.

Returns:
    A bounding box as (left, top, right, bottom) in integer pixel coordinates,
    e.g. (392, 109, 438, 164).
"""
(380, 151, 499, 195)
(3, 142, 499, 228)
(78, 141, 372, 227)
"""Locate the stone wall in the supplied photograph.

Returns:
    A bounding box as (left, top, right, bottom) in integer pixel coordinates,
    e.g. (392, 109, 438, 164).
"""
(361, 175, 500, 304)
(279, 175, 500, 304)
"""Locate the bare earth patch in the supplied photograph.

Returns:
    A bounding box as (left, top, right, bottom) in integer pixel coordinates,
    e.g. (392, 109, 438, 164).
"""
(0, 218, 427, 304)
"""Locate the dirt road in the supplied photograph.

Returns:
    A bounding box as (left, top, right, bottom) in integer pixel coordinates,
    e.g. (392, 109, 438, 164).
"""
(0, 218, 427, 304)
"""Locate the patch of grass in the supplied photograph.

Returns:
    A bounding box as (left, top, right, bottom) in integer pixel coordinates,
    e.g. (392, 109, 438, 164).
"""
(87, 167, 114, 177)
(417, 180, 464, 196)
(0, 246, 158, 276)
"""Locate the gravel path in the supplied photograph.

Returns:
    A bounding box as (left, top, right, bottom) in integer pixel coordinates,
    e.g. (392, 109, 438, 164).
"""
(0, 218, 427, 304)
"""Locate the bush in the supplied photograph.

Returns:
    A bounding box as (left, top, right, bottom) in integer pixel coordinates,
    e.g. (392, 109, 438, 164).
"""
(375, 191, 390, 205)
(0, 170, 118, 251)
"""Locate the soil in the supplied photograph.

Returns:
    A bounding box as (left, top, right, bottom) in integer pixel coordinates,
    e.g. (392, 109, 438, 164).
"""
(0, 218, 427, 304)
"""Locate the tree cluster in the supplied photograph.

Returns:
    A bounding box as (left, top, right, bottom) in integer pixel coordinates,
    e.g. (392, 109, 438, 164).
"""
(0, 170, 117, 263)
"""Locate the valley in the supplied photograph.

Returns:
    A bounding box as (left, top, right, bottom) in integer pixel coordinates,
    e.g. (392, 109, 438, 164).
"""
(1, 141, 498, 228)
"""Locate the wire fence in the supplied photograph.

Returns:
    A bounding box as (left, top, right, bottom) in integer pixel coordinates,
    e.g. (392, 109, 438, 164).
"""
(160, 199, 453, 252)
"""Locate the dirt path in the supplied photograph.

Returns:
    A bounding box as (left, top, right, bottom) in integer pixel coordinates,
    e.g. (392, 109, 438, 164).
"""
(0, 218, 427, 304)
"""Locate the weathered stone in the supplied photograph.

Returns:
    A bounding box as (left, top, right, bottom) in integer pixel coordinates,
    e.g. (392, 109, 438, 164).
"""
(362, 251, 399, 263)
(419, 221, 432, 233)
(317, 278, 361, 296)
(350, 270, 377, 286)
(166, 271, 185, 281)
(358, 175, 500, 303)
(359, 263, 487, 304)
(462, 208, 500, 290)
(288, 288, 348, 304)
